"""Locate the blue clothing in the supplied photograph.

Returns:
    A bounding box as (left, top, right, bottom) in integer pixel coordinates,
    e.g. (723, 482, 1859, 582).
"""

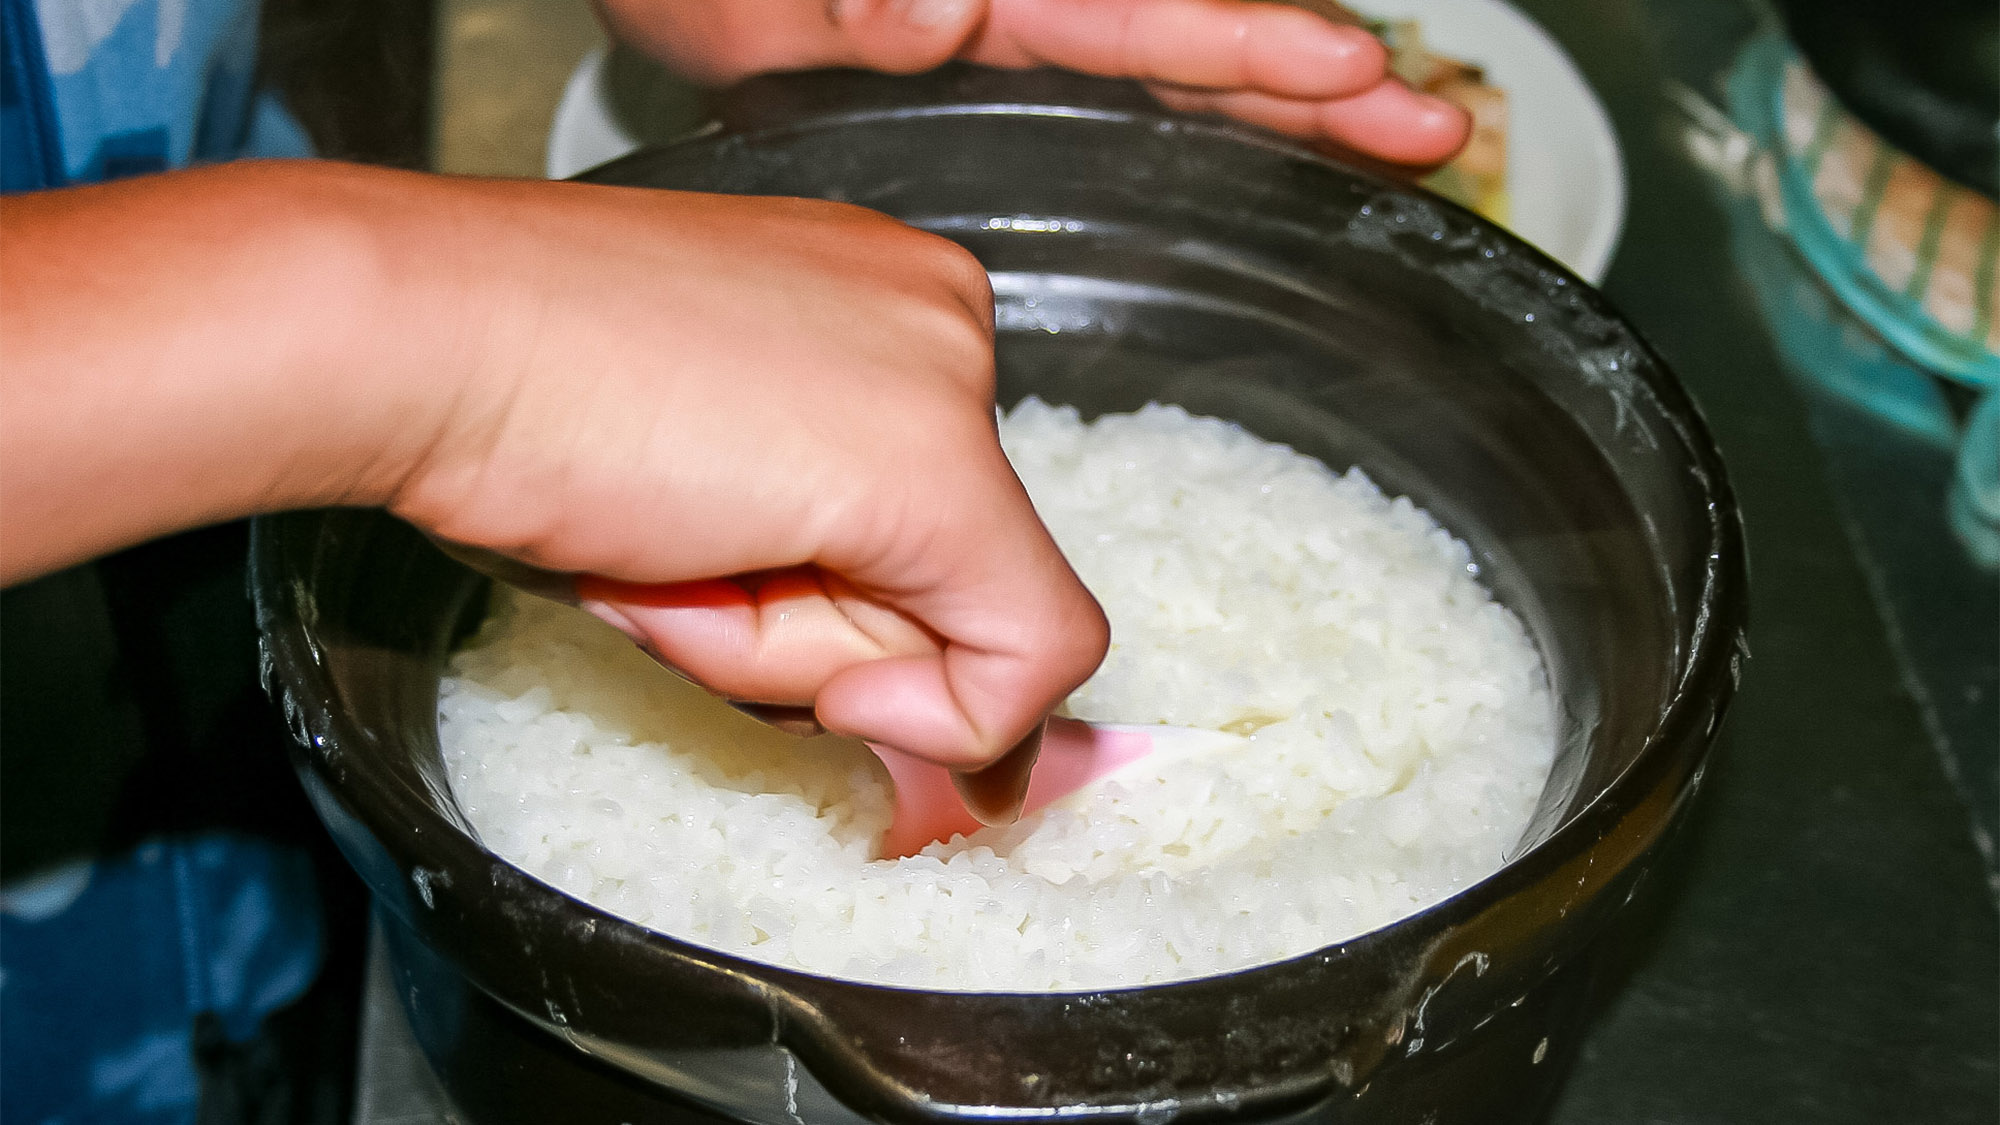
(2, 0, 308, 190)
(1, 3, 327, 1122)
(2, 841, 323, 1124)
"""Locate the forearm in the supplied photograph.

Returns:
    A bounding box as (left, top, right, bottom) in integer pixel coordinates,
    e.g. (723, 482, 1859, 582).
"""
(0, 161, 467, 584)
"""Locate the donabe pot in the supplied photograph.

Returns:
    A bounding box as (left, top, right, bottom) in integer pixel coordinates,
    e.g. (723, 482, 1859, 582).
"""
(253, 67, 1745, 1125)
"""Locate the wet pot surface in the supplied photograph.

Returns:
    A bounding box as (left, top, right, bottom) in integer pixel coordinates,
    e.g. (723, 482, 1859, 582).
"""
(253, 68, 1744, 1125)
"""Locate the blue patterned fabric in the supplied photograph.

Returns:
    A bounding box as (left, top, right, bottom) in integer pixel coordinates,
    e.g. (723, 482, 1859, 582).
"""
(2, 838, 324, 1125)
(1, 0, 66, 189)
(2, 0, 308, 192)
(1, 3, 325, 1122)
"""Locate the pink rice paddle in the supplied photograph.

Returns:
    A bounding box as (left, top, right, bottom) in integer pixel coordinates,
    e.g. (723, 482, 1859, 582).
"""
(871, 716, 1245, 858)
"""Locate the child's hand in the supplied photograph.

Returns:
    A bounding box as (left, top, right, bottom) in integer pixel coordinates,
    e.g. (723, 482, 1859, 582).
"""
(391, 176, 1108, 772)
(600, 0, 1470, 166)
(0, 162, 1108, 773)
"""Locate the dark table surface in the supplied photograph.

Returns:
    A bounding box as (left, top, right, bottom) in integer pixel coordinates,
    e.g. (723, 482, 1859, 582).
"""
(1514, 2, 1998, 1122)
(266, 0, 1998, 1121)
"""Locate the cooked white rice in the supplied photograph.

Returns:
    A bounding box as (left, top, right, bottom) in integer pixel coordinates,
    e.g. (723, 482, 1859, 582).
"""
(440, 400, 1556, 990)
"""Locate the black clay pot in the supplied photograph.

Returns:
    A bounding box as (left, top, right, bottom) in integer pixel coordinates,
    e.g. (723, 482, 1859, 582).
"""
(252, 67, 1745, 1125)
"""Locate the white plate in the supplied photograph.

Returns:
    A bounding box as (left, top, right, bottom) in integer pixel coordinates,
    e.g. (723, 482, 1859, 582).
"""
(545, 48, 639, 184)
(546, 0, 1624, 282)
(1349, 0, 1625, 281)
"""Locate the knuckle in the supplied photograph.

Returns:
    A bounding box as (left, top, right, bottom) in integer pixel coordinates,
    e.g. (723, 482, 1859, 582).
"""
(885, 235, 997, 394)
(934, 237, 994, 305)
(1054, 584, 1112, 671)
(906, 388, 991, 448)
(927, 316, 997, 398)
(894, 225, 989, 295)
(916, 236, 998, 344)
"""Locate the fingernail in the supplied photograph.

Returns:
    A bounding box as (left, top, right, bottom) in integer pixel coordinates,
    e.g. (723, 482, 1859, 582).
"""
(1418, 91, 1471, 124)
(579, 597, 649, 645)
(1312, 24, 1385, 66)
(899, 0, 973, 29)
(949, 720, 1045, 827)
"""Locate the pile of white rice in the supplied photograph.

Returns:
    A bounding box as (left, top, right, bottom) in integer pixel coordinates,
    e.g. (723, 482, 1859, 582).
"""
(440, 400, 1555, 990)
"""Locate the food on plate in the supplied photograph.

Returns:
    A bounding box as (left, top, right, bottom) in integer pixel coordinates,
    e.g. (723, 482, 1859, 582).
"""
(1297, 0, 1511, 221)
(1381, 16, 1509, 220)
(440, 400, 1556, 990)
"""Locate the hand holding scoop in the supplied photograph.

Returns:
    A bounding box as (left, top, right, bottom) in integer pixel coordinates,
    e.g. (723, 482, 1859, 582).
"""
(433, 544, 1186, 852)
